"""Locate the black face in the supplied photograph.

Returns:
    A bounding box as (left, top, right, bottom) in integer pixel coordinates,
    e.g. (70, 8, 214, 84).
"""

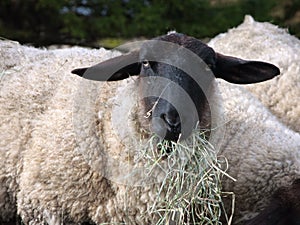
(140, 60, 210, 142)
(138, 34, 216, 142)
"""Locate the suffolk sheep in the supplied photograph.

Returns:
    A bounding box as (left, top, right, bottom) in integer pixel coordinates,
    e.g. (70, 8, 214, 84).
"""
(72, 32, 300, 224)
(209, 15, 300, 133)
(1, 29, 300, 225)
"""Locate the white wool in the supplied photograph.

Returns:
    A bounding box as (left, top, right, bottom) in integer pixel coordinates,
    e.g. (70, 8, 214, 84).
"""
(209, 15, 300, 132)
(217, 80, 300, 223)
(0, 40, 119, 223)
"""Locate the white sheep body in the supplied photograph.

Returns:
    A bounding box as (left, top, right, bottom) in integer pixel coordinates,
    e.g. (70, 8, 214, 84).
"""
(16, 75, 161, 224)
(209, 15, 300, 133)
(217, 80, 300, 223)
(0, 41, 124, 223)
(0, 23, 300, 225)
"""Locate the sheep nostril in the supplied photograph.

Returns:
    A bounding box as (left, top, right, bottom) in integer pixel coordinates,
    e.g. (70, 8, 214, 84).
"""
(161, 113, 181, 129)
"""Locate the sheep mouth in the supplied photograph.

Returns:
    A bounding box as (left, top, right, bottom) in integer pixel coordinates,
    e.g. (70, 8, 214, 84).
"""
(157, 140, 174, 156)
(155, 130, 181, 154)
(164, 130, 181, 143)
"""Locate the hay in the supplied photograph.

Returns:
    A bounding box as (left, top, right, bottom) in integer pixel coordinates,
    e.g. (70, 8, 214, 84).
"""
(138, 130, 234, 225)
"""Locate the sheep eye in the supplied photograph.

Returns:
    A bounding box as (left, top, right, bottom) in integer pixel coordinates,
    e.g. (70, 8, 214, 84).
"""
(142, 60, 150, 68)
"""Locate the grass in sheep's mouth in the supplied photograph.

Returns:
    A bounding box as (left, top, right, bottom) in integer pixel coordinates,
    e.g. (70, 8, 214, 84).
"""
(156, 140, 174, 157)
(140, 130, 234, 225)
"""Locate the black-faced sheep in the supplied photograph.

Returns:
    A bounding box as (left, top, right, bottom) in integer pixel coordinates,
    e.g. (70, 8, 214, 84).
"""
(71, 32, 299, 224)
(1, 27, 299, 225)
(72, 32, 279, 142)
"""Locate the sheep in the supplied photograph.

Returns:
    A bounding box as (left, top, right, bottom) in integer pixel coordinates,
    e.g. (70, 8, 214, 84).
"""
(72, 32, 300, 224)
(208, 15, 300, 133)
(71, 32, 300, 224)
(1, 31, 299, 225)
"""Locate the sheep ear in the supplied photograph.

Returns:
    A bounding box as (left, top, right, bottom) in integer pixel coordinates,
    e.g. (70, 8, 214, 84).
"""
(214, 53, 280, 84)
(71, 51, 141, 81)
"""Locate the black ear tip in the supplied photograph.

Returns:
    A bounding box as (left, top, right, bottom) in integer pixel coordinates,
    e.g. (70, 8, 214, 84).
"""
(274, 65, 280, 76)
(267, 64, 280, 80)
(71, 68, 87, 77)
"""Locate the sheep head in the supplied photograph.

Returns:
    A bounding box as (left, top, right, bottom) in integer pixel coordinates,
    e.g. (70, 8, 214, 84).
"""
(72, 32, 280, 142)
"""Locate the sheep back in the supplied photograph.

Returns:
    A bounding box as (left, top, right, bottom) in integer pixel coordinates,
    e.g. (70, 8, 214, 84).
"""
(209, 15, 300, 133)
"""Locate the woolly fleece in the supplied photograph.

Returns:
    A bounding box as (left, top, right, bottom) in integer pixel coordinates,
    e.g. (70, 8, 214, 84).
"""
(209, 15, 300, 133)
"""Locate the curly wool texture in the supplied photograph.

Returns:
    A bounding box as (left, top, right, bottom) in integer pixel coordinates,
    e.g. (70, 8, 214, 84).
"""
(0, 40, 73, 221)
(217, 80, 300, 224)
(0, 40, 166, 225)
(17, 77, 161, 224)
(0, 41, 130, 224)
(209, 15, 300, 133)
